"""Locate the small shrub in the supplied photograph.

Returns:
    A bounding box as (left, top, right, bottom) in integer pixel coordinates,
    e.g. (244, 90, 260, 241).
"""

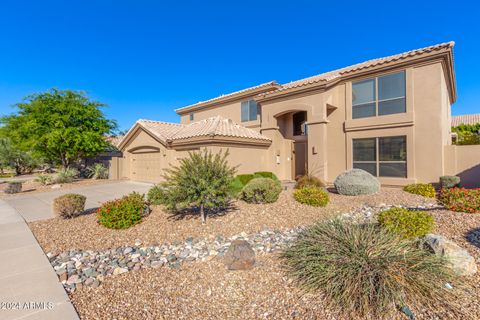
(97, 192, 148, 229)
(53, 194, 86, 218)
(4, 181, 22, 194)
(334, 169, 380, 196)
(439, 188, 480, 213)
(229, 177, 245, 197)
(236, 174, 255, 186)
(241, 177, 282, 204)
(35, 174, 52, 185)
(403, 183, 436, 198)
(282, 219, 462, 318)
(86, 163, 109, 179)
(253, 171, 279, 180)
(293, 187, 329, 207)
(54, 168, 79, 184)
(147, 185, 167, 205)
(440, 175, 460, 189)
(378, 207, 434, 238)
(295, 175, 325, 189)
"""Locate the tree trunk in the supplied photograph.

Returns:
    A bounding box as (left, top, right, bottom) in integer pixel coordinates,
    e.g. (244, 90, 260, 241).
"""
(200, 204, 206, 225)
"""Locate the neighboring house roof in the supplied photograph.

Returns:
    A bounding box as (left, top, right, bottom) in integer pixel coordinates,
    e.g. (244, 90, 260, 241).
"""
(452, 114, 480, 127)
(175, 81, 281, 115)
(105, 135, 124, 147)
(175, 42, 456, 113)
(118, 116, 271, 150)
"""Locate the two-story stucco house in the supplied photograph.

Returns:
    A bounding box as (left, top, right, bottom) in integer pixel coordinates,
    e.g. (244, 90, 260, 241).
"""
(114, 42, 463, 186)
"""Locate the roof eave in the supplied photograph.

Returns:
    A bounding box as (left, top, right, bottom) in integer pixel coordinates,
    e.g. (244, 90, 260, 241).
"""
(170, 136, 271, 148)
(175, 82, 281, 115)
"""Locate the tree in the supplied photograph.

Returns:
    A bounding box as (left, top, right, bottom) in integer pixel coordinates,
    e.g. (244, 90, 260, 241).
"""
(0, 138, 41, 175)
(158, 149, 236, 224)
(0, 89, 117, 168)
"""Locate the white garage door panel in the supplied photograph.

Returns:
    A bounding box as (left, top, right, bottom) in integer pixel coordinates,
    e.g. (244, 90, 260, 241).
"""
(131, 152, 162, 183)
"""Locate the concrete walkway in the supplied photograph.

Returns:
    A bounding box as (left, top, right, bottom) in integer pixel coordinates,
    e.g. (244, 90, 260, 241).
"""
(4, 181, 153, 222)
(0, 180, 153, 319)
(0, 200, 79, 319)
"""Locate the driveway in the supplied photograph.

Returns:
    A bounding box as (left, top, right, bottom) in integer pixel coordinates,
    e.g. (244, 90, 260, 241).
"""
(3, 181, 153, 222)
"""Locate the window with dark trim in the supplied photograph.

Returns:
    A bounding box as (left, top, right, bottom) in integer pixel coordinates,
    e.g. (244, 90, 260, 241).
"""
(353, 136, 407, 177)
(352, 71, 406, 119)
(189, 113, 194, 121)
(241, 100, 258, 122)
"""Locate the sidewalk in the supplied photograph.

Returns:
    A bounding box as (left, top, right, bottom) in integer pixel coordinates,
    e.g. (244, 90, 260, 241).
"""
(0, 199, 79, 320)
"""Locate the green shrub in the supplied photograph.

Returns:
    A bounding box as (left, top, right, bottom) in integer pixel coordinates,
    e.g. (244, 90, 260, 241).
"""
(86, 163, 109, 179)
(378, 207, 434, 238)
(241, 177, 282, 204)
(158, 149, 236, 224)
(282, 219, 461, 318)
(334, 169, 380, 196)
(439, 188, 480, 213)
(229, 177, 245, 197)
(253, 171, 279, 180)
(35, 174, 52, 185)
(4, 181, 22, 194)
(54, 168, 79, 184)
(147, 185, 167, 205)
(403, 183, 436, 198)
(53, 194, 86, 218)
(97, 192, 148, 229)
(439, 175, 460, 189)
(293, 187, 329, 207)
(236, 174, 255, 186)
(295, 175, 325, 189)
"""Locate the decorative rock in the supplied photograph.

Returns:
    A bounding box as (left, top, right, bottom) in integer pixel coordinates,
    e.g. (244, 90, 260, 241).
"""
(66, 275, 81, 285)
(223, 240, 255, 270)
(113, 267, 128, 275)
(51, 184, 62, 189)
(422, 234, 477, 276)
(123, 247, 133, 255)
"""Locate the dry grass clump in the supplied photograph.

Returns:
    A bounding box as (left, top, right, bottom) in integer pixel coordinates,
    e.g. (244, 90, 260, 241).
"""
(282, 219, 464, 318)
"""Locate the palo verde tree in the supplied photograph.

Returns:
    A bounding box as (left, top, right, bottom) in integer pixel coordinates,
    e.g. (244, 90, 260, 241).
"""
(0, 89, 117, 168)
(158, 149, 236, 224)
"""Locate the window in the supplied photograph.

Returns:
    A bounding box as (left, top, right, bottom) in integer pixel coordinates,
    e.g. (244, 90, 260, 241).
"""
(352, 71, 406, 119)
(241, 100, 258, 122)
(353, 136, 407, 177)
(189, 113, 194, 121)
(293, 111, 307, 136)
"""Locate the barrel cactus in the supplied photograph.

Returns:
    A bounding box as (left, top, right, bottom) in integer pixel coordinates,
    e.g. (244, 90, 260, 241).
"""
(334, 169, 380, 196)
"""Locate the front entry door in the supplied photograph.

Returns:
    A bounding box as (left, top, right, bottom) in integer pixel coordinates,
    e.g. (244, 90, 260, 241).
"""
(293, 141, 307, 178)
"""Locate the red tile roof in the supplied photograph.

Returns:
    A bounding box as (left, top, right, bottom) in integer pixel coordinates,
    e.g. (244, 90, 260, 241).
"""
(452, 114, 480, 127)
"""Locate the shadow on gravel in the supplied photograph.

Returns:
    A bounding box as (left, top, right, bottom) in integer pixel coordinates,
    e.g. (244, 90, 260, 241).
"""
(465, 227, 480, 249)
(167, 203, 239, 221)
(79, 207, 100, 216)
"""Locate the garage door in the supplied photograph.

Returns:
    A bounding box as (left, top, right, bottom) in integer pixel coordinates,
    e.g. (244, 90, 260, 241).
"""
(131, 152, 163, 183)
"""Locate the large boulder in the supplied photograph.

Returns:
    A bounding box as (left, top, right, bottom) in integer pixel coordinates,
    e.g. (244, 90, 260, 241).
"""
(334, 169, 380, 196)
(223, 240, 255, 270)
(422, 234, 477, 276)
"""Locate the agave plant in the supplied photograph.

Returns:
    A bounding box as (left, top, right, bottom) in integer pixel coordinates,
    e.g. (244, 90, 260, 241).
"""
(86, 163, 109, 179)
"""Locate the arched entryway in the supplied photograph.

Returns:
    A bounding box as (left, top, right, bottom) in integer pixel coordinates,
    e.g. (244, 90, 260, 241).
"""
(276, 111, 308, 179)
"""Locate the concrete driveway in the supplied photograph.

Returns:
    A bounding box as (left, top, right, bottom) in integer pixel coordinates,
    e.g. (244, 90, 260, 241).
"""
(3, 181, 153, 222)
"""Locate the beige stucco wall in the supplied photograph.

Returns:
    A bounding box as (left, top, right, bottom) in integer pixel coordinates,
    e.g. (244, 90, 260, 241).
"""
(444, 145, 480, 188)
(179, 97, 261, 130)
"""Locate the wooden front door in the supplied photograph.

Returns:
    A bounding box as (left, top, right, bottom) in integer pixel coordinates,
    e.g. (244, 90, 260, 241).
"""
(293, 141, 307, 178)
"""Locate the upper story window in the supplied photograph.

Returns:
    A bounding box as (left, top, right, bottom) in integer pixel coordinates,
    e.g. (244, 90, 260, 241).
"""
(352, 71, 406, 119)
(241, 100, 258, 122)
(189, 113, 194, 121)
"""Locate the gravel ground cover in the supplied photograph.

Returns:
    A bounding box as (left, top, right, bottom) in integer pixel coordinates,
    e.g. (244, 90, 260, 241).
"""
(30, 188, 437, 253)
(0, 178, 113, 197)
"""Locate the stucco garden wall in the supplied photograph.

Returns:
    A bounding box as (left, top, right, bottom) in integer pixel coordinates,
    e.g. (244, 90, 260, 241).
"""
(444, 145, 480, 188)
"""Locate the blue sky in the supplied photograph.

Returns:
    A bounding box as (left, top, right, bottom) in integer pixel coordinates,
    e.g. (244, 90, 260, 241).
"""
(0, 1, 478, 131)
